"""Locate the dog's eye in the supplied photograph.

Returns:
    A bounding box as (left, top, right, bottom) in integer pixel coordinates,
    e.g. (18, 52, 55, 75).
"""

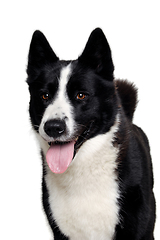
(42, 93, 49, 101)
(76, 93, 86, 100)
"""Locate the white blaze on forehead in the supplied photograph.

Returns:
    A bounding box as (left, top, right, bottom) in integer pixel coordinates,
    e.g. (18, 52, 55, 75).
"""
(58, 63, 72, 100)
(39, 63, 75, 142)
(48, 63, 72, 119)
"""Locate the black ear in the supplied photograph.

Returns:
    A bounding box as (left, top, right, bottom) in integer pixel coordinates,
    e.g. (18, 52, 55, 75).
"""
(78, 28, 114, 81)
(27, 30, 59, 79)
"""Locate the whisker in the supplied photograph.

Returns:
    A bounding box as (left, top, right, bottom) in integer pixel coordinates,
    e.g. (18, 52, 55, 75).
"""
(76, 123, 88, 129)
(33, 124, 39, 128)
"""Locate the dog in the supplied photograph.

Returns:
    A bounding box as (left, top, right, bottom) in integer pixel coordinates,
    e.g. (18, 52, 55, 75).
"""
(27, 28, 155, 240)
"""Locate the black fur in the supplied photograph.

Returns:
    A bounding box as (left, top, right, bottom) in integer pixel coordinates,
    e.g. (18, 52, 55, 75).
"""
(115, 80, 138, 121)
(27, 28, 155, 239)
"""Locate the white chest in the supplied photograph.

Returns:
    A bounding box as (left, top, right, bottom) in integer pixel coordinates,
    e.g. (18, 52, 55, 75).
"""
(44, 129, 120, 240)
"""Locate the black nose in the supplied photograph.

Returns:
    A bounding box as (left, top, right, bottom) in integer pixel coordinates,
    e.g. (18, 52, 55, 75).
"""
(44, 119, 66, 138)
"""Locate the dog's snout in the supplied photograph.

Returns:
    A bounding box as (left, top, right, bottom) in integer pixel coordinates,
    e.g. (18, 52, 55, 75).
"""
(44, 119, 66, 138)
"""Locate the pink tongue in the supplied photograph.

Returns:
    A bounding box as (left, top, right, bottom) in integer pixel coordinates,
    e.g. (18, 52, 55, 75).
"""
(46, 141, 75, 174)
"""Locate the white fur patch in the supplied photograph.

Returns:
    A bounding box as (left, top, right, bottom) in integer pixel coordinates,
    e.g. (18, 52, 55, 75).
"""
(39, 63, 75, 142)
(41, 116, 120, 240)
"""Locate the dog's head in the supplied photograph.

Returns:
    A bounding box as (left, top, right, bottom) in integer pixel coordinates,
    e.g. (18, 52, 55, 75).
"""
(27, 28, 118, 173)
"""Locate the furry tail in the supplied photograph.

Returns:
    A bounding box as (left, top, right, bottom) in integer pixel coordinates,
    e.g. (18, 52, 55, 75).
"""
(115, 80, 138, 121)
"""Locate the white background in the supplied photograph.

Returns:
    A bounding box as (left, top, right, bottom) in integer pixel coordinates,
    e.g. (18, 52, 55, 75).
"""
(0, 0, 159, 239)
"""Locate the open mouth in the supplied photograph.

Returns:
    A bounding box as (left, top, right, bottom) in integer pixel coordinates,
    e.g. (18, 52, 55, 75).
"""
(46, 121, 94, 174)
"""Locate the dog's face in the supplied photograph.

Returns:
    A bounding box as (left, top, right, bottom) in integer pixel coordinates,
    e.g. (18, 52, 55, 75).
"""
(27, 28, 118, 173)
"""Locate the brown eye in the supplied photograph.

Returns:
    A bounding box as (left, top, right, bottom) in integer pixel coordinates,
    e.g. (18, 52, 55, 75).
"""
(42, 93, 49, 100)
(77, 93, 86, 100)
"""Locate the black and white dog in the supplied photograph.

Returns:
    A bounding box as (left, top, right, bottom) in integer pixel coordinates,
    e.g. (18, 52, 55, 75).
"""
(27, 28, 155, 240)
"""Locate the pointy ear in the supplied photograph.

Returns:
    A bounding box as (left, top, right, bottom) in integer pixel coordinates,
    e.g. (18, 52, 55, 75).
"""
(78, 28, 114, 81)
(27, 30, 59, 81)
